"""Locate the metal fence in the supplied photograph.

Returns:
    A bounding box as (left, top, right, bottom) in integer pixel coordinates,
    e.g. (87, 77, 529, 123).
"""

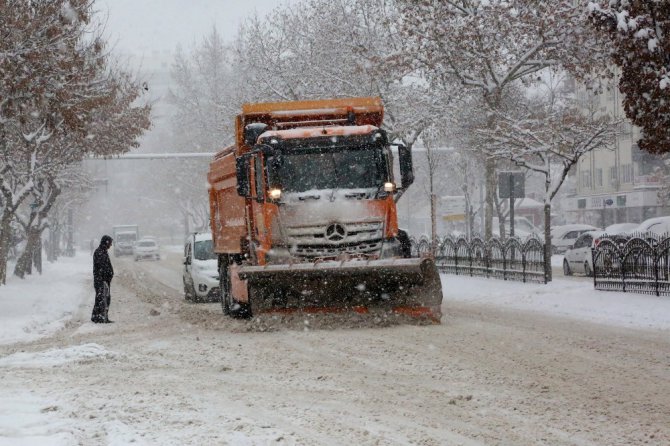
(593, 234, 670, 296)
(410, 235, 547, 284)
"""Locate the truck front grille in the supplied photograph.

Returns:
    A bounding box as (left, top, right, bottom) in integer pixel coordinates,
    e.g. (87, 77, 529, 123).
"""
(286, 221, 384, 258)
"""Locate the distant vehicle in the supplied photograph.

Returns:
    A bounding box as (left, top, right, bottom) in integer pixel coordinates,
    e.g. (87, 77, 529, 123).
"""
(563, 230, 605, 277)
(551, 224, 598, 254)
(183, 232, 220, 302)
(133, 237, 160, 261)
(112, 224, 139, 257)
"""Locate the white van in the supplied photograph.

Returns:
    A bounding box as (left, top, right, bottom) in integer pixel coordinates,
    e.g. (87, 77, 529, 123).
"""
(183, 232, 220, 302)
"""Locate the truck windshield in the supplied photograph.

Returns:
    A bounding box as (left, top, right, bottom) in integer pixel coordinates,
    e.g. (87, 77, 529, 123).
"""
(117, 233, 136, 243)
(271, 147, 384, 193)
(194, 240, 217, 260)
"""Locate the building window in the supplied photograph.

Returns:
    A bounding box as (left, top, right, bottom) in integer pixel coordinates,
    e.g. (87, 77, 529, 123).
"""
(577, 199, 586, 209)
(581, 170, 592, 188)
(596, 168, 603, 187)
(621, 164, 633, 183)
(617, 195, 626, 206)
(609, 166, 618, 185)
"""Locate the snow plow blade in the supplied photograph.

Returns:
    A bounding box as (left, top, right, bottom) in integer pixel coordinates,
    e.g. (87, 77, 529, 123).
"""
(237, 258, 443, 322)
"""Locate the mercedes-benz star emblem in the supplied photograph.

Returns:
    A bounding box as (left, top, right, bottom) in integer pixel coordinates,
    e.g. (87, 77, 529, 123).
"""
(325, 223, 346, 242)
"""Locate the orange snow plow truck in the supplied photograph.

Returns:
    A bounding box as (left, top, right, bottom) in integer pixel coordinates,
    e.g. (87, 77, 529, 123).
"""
(207, 97, 443, 321)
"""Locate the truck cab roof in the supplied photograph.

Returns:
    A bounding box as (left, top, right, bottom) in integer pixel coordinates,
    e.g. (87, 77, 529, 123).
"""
(258, 124, 379, 141)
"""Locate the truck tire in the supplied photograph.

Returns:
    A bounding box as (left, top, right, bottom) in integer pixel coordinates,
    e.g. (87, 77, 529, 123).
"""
(397, 229, 412, 258)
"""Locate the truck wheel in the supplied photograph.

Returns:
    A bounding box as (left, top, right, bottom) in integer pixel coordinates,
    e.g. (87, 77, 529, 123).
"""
(397, 230, 412, 258)
(219, 255, 253, 318)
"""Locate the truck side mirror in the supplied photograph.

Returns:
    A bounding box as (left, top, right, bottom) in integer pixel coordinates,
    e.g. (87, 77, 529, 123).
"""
(398, 144, 414, 189)
(244, 123, 268, 146)
(236, 156, 251, 197)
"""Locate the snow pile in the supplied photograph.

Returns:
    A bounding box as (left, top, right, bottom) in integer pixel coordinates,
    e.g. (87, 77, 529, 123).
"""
(0, 391, 77, 446)
(445, 275, 670, 330)
(0, 254, 90, 346)
(0, 343, 115, 368)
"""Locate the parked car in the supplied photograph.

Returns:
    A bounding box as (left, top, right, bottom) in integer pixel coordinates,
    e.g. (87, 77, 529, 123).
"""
(491, 216, 541, 239)
(551, 224, 599, 254)
(183, 232, 220, 302)
(628, 216, 670, 237)
(133, 237, 160, 261)
(563, 230, 605, 277)
(604, 222, 638, 235)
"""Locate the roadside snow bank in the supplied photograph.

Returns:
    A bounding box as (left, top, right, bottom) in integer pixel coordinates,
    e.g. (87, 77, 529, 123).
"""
(0, 390, 77, 446)
(0, 254, 90, 345)
(443, 274, 670, 330)
(0, 343, 115, 368)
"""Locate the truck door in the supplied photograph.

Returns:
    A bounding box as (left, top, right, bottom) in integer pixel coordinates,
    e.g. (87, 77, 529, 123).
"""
(251, 154, 268, 261)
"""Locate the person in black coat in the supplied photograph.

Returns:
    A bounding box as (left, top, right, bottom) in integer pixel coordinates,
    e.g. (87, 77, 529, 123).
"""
(91, 235, 114, 323)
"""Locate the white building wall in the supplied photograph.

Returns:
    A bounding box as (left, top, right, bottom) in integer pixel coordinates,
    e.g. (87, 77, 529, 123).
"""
(564, 73, 667, 228)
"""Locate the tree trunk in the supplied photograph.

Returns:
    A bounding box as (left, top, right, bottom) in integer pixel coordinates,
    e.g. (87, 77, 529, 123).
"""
(14, 226, 40, 278)
(485, 157, 495, 239)
(184, 212, 190, 238)
(33, 234, 43, 274)
(544, 203, 552, 283)
(46, 228, 55, 262)
(0, 211, 13, 285)
(430, 193, 437, 254)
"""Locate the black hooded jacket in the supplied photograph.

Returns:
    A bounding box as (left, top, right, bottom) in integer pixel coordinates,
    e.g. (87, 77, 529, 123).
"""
(93, 235, 114, 287)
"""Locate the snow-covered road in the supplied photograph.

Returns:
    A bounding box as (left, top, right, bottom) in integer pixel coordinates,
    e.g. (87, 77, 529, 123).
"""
(0, 250, 669, 445)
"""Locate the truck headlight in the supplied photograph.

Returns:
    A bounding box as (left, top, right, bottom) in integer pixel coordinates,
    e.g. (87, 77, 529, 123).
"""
(269, 188, 282, 200)
(384, 182, 395, 192)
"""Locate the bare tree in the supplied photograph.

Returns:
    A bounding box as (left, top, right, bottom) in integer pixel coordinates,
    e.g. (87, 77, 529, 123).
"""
(590, 1, 670, 154)
(396, 0, 610, 239)
(0, 1, 151, 284)
(234, 0, 455, 151)
(481, 91, 617, 281)
(166, 27, 239, 235)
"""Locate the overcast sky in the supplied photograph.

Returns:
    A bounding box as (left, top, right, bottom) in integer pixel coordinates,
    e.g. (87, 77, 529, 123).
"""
(96, 0, 291, 58)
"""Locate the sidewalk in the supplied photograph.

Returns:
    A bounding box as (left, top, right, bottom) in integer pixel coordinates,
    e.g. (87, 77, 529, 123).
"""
(444, 274, 670, 331)
(0, 253, 91, 345)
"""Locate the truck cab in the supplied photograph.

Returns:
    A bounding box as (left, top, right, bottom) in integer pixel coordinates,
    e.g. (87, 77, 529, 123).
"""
(234, 124, 414, 265)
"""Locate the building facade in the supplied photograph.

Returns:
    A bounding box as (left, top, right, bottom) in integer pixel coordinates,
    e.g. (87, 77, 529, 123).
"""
(563, 80, 668, 228)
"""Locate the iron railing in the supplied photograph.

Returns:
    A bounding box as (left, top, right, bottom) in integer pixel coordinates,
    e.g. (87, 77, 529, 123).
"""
(592, 233, 670, 296)
(410, 235, 547, 284)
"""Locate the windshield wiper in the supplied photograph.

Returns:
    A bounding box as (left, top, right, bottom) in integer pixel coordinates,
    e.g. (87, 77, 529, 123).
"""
(344, 192, 367, 199)
(298, 194, 321, 201)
